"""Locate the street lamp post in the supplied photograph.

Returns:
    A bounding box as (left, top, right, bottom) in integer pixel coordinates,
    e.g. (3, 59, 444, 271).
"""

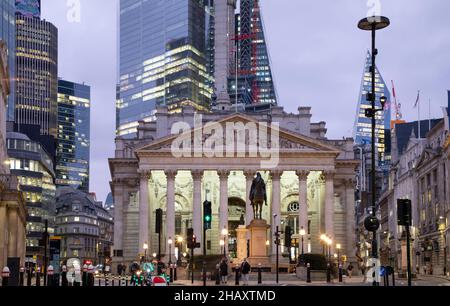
(168, 238, 173, 283)
(221, 228, 228, 258)
(320, 234, 327, 256)
(300, 227, 306, 266)
(177, 236, 183, 265)
(143, 242, 148, 262)
(358, 15, 390, 287)
(220, 239, 225, 258)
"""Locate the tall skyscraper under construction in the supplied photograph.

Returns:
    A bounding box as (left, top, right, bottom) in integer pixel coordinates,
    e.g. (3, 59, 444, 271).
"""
(229, 0, 278, 112)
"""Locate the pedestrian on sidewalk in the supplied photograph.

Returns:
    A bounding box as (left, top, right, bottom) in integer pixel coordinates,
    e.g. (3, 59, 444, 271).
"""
(347, 264, 353, 279)
(219, 258, 229, 285)
(240, 259, 251, 286)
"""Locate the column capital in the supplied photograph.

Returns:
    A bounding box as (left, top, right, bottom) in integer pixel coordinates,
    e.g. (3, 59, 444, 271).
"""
(296, 170, 310, 181)
(342, 177, 356, 188)
(217, 170, 230, 180)
(139, 170, 151, 180)
(164, 170, 178, 180)
(323, 170, 336, 180)
(191, 170, 204, 181)
(243, 169, 255, 180)
(270, 170, 283, 180)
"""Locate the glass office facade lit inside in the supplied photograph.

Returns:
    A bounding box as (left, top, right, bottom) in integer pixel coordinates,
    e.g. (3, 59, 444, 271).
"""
(354, 52, 391, 165)
(117, 0, 213, 137)
(15, 15, 58, 137)
(0, 0, 16, 121)
(56, 79, 90, 192)
(6, 132, 56, 262)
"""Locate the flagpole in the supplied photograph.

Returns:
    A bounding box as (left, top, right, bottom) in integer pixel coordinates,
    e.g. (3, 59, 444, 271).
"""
(417, 91, 421, 139)
(429, 98, 432, 131)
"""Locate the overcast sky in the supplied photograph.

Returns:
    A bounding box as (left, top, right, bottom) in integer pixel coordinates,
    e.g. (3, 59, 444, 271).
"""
(41, 0, 450, 202)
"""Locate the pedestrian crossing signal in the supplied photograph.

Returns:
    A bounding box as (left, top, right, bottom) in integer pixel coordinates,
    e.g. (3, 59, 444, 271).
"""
(203, 200, 212, 230)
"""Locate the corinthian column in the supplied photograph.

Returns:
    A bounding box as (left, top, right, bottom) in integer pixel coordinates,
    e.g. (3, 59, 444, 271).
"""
(324, 170, 336, 252)
(192, 170, 204, 255)
(218, 170, 230, 255)
(345, 178, 356, 260)
(139, 172, 150, 256)
(271, 170, 282, 256)
(165, 170, 177, 258)
(297, 170, 310, 235)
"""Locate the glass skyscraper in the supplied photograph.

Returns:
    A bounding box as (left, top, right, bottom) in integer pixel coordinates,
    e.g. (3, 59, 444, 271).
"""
(0, 0, 16, 121)
(15, 14, 58, 138)
(354, 51, 391, 164)
(15, 0, 41, 18)
(56, 79, 90, 192)
(117, 0, 213, 137)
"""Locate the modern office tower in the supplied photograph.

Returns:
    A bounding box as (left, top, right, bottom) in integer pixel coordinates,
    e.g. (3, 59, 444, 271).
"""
(0, 0, 16, 121)
(353, 51, 391, 167)
(6, 130, 56, 266)
(230, 0, 277, 111)
(15, 0, 41, 18)
(213, 0, 236, 96)
(15, 14, 58, 138)
(116, 0, 213, 137)
(56, 80, 90, 192)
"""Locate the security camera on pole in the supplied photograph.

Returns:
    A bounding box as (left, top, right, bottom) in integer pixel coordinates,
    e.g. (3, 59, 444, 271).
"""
(357, 14, 390, 287)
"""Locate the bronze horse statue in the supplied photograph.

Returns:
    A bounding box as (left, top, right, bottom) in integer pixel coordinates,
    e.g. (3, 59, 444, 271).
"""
(249, 173, 267, 220)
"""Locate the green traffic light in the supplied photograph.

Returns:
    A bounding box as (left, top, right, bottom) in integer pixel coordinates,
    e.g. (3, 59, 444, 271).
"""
(205, 216, 211, 222)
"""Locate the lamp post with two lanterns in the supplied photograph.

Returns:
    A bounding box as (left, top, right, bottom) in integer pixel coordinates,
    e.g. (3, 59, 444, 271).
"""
(221, 228, 228, 258)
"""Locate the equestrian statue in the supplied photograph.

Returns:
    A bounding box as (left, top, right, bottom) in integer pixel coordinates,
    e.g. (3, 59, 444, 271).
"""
(249, 173, 267, 220)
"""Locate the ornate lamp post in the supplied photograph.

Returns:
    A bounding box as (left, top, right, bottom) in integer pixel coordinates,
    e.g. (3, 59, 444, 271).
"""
(177, 236, 183, 265)
(336, 243, 341, 266)
(358, 15, 390, 286)
(220, 239, 225, 258)
(143, 242, 148, 262)
(221, 228, 228, 258)
(168, 237, 173, 283)
(299, 227, 306, 265)
(320, 234, 327, 256)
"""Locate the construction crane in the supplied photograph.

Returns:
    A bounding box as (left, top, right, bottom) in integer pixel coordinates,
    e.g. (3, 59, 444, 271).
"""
(391, 80, 403, 120)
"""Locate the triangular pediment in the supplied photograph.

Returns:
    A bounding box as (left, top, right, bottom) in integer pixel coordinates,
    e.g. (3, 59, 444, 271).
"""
(136, 113, 341, 155)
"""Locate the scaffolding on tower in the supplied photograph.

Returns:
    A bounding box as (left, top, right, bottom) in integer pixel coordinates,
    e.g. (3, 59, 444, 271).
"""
(231, 0, 261, 105)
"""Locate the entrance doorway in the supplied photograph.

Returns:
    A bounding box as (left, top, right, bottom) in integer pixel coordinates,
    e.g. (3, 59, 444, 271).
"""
(228, 197, 246, 258)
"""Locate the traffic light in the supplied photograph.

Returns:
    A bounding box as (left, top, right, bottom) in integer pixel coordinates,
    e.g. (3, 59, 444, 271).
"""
(285, 226, 292, 248)
(187, 228, 194, 249)
(155, 208, 162, 233)
(203, 200, 212, 230)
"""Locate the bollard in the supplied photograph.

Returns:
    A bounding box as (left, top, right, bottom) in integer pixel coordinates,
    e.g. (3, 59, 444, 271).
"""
(105, 275, 109, 287)
(27, 266, 32, 287)
(61, 266, 68, 287)
(88, 265, 94, 287)
(82, 264, 88, 287)
(202, 262, 206, 287)
(20, 267, 25, 286)
(235, 264, 240, 285)
(257, 263, 262, 284)
(306, 263, 311, 283)
(338, 264, 343, 283)
(118, 275, 121, 286)
(112, 276, 115, 287)
(326, 263, 331, 283)
(391, 271, 395, 287)
(125, 276, 129, 287)
(47, 265, 54, 286)
(2, 267, 10, 287)
(36, 267, 41, 286)
(215, 265, 220, 285)
(174, 264, 177, 281)
(169, 264, 173, 283)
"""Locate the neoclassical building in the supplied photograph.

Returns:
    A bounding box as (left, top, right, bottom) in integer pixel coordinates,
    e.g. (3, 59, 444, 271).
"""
(109, 102, 359, 269)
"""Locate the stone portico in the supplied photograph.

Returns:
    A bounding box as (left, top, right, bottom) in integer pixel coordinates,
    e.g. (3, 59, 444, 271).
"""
(109, 106, 359, 268)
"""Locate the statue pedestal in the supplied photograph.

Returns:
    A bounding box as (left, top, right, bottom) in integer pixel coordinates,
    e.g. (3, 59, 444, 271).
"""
(247, 219, 271, 268)
(236, 226, 248, 263)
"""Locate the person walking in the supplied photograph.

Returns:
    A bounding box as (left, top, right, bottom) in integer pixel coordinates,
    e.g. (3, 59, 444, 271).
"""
(347, 263, 354, 279)
(240, 258, 251, 286)
(219, 258, 229, 285)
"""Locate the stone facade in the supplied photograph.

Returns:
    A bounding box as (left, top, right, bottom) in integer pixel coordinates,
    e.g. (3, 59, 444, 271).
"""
(380, 108, 450, 276)
(0, 40, 27, 270)
(109, 105, 359, 270)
